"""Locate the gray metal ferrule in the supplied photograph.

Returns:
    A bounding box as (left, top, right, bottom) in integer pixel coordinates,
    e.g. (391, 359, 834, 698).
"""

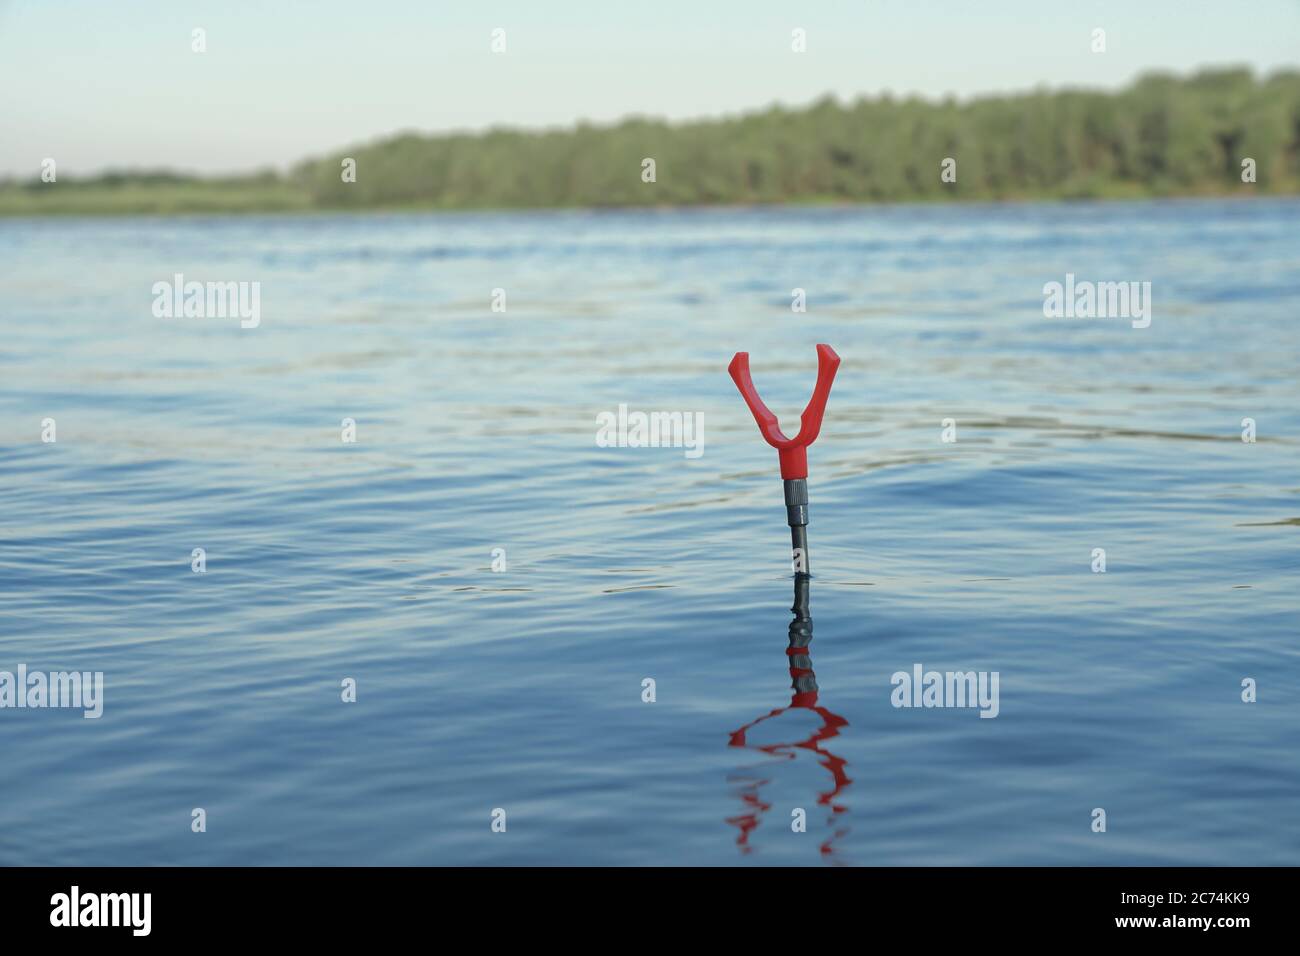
(783, 478, 809, 527)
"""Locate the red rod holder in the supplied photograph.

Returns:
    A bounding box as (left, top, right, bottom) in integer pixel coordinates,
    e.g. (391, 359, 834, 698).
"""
(728, 344, 841, 479)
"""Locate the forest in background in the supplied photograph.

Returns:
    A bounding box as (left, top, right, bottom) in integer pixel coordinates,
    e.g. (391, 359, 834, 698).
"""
(3, 68, 1297, 215)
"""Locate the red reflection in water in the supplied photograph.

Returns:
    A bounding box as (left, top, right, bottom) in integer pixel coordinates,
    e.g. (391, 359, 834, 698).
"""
(726, 575, 851, 858)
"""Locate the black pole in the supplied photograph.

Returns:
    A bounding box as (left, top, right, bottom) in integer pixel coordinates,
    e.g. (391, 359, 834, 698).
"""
(788, 571, 815, 694)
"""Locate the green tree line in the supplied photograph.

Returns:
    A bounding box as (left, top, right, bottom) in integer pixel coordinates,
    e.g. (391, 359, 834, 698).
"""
(4, 68, 1297, 215)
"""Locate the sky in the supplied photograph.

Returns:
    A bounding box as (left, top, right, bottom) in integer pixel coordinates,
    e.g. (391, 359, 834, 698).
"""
(1, 0, 1297, 177)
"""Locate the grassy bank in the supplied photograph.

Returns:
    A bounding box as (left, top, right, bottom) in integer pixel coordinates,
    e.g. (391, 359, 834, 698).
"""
(0, 173, 313, 216)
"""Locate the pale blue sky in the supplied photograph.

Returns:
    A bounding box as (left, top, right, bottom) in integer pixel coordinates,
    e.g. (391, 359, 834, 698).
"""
(1, 0, 1296, 177)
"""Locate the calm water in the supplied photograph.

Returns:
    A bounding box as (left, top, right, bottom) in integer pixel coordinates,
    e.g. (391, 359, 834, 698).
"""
(1, 200, 1297, 866)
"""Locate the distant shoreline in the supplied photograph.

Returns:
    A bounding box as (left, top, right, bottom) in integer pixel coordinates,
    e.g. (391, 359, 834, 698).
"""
(5, 67, 1297, 217)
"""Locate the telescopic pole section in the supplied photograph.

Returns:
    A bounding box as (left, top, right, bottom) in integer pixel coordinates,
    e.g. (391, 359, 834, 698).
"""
(784, 477, 810, 573)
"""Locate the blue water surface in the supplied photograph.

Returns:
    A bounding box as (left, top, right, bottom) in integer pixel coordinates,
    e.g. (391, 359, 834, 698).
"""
(1, 199, 1297, 865)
